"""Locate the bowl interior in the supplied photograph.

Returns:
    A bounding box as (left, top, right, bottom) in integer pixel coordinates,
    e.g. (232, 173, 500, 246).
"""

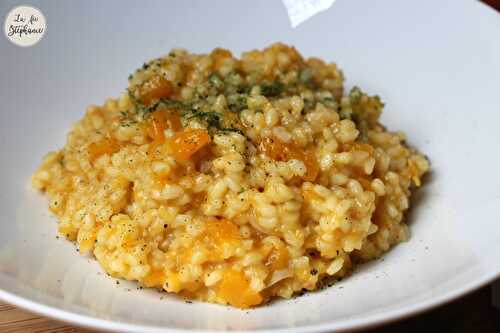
(1, 0, 500, 332)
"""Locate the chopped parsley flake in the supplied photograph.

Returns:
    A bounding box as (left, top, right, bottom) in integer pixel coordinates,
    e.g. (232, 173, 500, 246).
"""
(260, 80, 284, 97)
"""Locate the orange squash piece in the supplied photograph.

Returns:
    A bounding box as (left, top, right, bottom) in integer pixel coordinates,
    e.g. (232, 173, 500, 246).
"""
(88, 138, 120, 161)
(142, 270, 166, 288)
(204, 219, 240, 246)
(146, 109, 182, 141)
(259, 137, 319, 181)
(139, 75, 173, 105)
(218, 270, 263, 308)
(167, 129, 211, 161)
(191, 144, 213, 170)
(211, 48, 233, 71)
(195, 219, 241, 262)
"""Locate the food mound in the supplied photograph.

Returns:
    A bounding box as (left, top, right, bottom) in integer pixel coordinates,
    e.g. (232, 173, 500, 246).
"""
(33, 43, 429, 308)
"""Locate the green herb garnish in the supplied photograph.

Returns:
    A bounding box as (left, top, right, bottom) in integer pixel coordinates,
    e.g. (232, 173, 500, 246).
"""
(349, 86, 363, 104)
(155, 98, 190, 112)
(260, 80, 284, 97)
(322, 97, 337, 109)
(298, 68, 315, 88)
(236, 84, 251, 94)
(227, 94, 248, 113)
(303, 98, 315, 112)
(208, 73, 224, 90)
(218, 127, 245, 136)
(185, 111, 222, 128)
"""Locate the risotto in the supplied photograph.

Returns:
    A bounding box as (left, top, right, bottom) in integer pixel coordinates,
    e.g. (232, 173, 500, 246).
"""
(32, 43, 429, 308)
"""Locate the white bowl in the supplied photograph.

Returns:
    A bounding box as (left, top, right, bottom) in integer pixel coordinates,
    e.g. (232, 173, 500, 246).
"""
(1, 0, 499, 332)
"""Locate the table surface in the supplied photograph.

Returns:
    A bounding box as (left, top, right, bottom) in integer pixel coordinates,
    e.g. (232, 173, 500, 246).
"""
(1, 1, 499, 332)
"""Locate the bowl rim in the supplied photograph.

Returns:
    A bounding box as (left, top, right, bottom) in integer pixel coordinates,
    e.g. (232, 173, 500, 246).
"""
(1, 270, 498, 333)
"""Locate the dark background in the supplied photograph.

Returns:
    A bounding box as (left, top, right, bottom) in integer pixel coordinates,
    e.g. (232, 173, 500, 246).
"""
(368, 284, 500, 332)
(483, 0, 500, 10)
